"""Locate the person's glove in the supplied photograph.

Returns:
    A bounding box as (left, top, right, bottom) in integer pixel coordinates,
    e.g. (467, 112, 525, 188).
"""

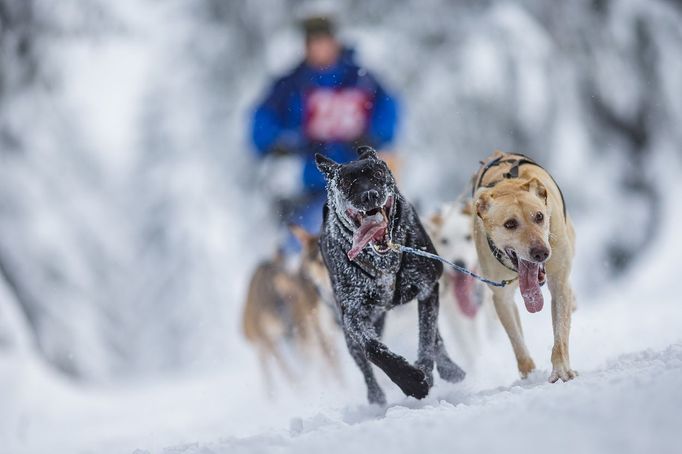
(268, 130, 304, 157)
(269, 143, 296, 157)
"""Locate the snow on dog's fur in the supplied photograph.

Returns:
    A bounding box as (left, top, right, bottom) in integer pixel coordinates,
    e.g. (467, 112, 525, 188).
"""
(425, 199, 498, 369)
(316, 146, 465, 405)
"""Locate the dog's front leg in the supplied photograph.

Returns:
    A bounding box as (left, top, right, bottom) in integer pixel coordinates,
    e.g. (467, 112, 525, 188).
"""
(420, 286, 465, 384)
(548, 277, 577, 382)
(342, 327, 386, 405)
(344, 305, 430, 400)
(415, 286, 439, 386)
(491, 286, 535, 378)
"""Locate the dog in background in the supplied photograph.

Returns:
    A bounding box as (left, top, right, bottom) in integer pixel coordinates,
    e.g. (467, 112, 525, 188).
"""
(289, 225, 338, 322)
(472, 150, 577, 382)
(426, 198, 498, 369)
(242, 245, 338, 395)
(316, 146, 465, 405)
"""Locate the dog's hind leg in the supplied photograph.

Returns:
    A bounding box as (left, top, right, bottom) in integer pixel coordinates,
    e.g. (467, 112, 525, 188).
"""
(342, 329, 385, 405)
(268, 341, 297, 386)
(492, 287, 535, 378)
(435, 330, 466, 383)
(344, 306, 430, 400)
(309, 310, 343, 383)
(258, 346, 276, 398)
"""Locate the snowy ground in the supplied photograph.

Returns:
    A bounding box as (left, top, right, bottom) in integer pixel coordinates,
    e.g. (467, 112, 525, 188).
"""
(3, 191, 681, 454)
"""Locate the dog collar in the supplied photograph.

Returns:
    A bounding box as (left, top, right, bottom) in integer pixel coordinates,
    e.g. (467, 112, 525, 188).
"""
(486, 235, 518, 273)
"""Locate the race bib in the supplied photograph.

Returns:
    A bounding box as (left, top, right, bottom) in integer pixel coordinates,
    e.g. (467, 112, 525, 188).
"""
(305, 88, 371, 141)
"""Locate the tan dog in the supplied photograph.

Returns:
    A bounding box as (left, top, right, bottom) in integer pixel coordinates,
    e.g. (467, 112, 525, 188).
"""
(472, 151, 577, 383)
(242, 244, 338, 394)
(242, 251, 300, 389)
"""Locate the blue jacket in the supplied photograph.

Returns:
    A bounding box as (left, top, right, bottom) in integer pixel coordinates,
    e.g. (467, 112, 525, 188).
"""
(251, 48, 399, 191)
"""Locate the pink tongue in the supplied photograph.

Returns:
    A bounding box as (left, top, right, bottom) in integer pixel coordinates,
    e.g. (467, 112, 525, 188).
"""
(519, 259, 544, 313)
(348, 215, 387, 261)
(451, 273, 478, 318)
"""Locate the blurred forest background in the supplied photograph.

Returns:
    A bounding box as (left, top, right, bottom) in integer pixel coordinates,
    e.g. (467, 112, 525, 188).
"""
(0, 0, 681, 386)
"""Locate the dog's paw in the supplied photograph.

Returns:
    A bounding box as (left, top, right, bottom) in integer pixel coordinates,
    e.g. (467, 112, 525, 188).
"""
(518, 357, 536, 379)
(415, 359, 434, 388)
(436, 356, 466, 384)
(393, 365, 430, 399)
(549, 366, 578, 383)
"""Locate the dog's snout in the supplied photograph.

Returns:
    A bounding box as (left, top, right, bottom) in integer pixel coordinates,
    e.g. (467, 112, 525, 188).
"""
(362, 189, 380, 205)
(530, 246, 550, 263)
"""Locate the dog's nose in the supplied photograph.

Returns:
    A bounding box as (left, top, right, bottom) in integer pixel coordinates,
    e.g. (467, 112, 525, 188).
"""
(453, 259, 466, 269)
(529, 246, 550, 263)
(362, 189, 380, 205)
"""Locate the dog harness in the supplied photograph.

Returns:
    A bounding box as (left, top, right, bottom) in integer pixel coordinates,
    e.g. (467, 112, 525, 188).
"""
(486, 236, 518, 273)
(472, 153, 568, 273)
(472, 153, 567, 219)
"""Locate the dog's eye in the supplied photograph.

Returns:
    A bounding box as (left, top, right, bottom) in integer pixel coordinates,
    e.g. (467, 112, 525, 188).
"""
(464, 234, 472, 241)
(504, 219, 518, 230)
(534, 212, 544, 224)
(441, 238, 449, 245)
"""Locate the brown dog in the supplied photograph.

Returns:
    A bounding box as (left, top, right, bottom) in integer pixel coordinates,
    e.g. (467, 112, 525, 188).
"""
(289, 225, 334, 310)
(242, 251, 300, 389)
(472, 151, 577, 383)
(242, 237, 339, 393)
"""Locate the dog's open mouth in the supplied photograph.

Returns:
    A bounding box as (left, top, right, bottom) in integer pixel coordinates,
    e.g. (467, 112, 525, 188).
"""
(505, 248, 546, 313)
(450, 270, 479, 319)
(347, 196, 394, 260)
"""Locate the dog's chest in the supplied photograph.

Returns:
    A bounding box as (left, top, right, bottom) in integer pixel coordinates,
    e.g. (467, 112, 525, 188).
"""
(372, 271, 398, 305)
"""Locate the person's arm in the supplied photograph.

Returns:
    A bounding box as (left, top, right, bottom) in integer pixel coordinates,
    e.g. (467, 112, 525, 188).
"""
(367, 79, 399, 149)
(251, 78, 303, 157)
(252, 105, 282, 156)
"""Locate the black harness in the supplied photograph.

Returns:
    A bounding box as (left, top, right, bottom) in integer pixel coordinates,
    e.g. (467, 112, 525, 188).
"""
(486, 235, 517, 273)
(472, 153, 567, 219)
(473, 153, 567, 272)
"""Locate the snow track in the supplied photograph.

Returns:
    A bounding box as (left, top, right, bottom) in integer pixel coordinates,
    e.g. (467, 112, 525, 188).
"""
(161, 343, 682, 454)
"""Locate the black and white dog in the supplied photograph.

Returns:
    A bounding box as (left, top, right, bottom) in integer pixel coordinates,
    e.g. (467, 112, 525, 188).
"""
(315, 147, 465, 404)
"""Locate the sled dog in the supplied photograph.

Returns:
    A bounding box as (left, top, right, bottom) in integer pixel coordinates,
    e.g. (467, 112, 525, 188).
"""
(472, 150, 577, 382)
(316, 146, 465, 404)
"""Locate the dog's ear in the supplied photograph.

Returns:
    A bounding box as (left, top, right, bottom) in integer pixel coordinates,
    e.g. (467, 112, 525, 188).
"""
(315, 153, 340, 180)
(461, 200, 474, 216)
(521, 178, 548, 204)
(428, 211, 444, 228)
(356, 146, 378, 160)
(475, 191, 492, 218)
(289, 224, 312, 246)
(273, 247, 286, 264)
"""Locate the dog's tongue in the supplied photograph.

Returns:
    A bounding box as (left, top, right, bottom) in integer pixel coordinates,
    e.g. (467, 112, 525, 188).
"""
(348, 213, 387, 261)
(451, 273, 478, 318)
(519, 259, 544, 313)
